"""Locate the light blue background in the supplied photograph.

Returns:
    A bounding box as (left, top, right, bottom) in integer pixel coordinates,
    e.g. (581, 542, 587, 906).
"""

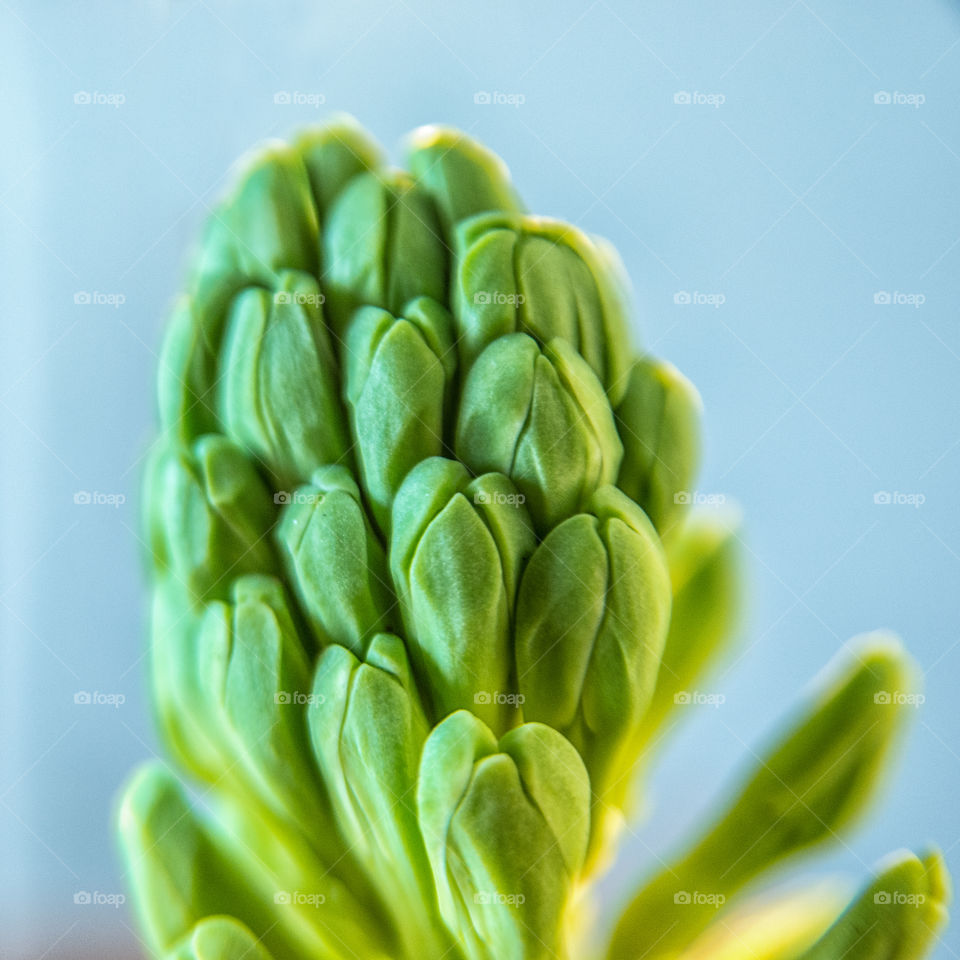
(2, 1, 959, 957)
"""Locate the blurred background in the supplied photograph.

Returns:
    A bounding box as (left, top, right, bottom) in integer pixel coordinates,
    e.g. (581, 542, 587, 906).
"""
(2, 1, 959, 957)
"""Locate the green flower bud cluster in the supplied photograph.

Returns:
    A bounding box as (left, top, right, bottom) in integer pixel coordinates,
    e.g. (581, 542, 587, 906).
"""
(120, 116, 949, 960)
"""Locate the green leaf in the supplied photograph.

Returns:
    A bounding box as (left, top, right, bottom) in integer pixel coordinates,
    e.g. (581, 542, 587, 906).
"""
(390, 458, 535, 731)
(406, 124, 523, 231)
(607, 637, 917, 960)
(275, 465, 396, 654)
(456, 333, 623, 532)
(794, 850, 949, 960)
(453, 213, 632, 403)
(344, 297, 456, 531)
(615, 356, 702, 535)
(515, 485, 671, 809)
(418, 711, 590, 960)
(322, 169, 447, 335)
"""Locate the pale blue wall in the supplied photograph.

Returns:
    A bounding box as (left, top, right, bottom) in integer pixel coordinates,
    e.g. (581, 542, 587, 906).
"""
(2, 1, 958, 956)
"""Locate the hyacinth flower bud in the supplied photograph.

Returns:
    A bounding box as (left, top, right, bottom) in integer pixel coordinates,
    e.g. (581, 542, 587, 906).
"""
(456, 333, 623, 532)
(418, 711, 590, 960)
(406, 124, 523, 231)
(390, 457, 535, 730)
(515, 485, 671, 803)
(321, 169, 447, 335)
(217, 270, 349, 489)
(308, 633, 457, 958)
(275, 465, 395, 654)
(344, 296, 456, 530)
(145, 434, 276, 605)
(615, 355, 702, 536)
(453, 212, 632, 403)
